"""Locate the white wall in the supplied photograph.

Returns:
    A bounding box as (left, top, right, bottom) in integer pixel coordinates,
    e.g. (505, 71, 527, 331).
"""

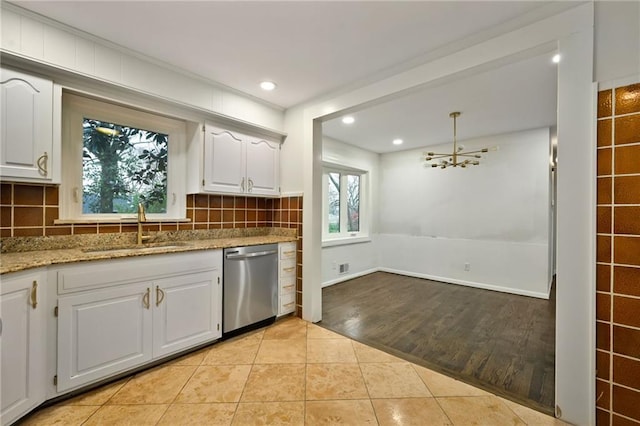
(594, 1, 640, 83)
(377, 128, 551, 298)
(0, 4, 284, 132)
(321, 137, 380, 286)
(280, 105, 305, 195)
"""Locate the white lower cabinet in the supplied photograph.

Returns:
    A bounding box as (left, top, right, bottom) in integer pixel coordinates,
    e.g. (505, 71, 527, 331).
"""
(55, 251, 222, 393)
(153, 271, 221, 358)
(0, 269, 46, 426)
(278, 242, 297, 316)
(57, 282, 153, 392)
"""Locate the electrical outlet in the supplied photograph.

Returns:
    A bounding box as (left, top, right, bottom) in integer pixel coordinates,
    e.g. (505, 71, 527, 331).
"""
(464, 262, 471, 271)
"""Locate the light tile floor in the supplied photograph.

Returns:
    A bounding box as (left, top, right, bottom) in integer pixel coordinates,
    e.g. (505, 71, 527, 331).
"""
(22, 317, 567, 425)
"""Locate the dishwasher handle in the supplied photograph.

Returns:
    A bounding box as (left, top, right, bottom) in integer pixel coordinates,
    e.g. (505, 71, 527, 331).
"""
(225, 249, 277, 260)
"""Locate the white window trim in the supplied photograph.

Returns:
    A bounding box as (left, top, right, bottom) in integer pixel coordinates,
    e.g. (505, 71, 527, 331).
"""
(60, 92, 187, 222)
(322, 164, 369, 246)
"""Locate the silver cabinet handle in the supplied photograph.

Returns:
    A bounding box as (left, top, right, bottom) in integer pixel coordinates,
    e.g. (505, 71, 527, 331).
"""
(31, 280, 38, 309)
(240, 177, 245, 192)
(156, 286, 165, 307)
(143, 288, 150, 309)
(248, 178, 254, 193)
(37, 152, 48, 176)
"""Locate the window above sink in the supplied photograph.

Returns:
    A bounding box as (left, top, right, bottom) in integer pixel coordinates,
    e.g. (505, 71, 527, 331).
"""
(59, 93, 188, 222)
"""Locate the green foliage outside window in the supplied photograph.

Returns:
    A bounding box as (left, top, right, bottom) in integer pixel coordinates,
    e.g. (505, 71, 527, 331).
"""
(82, 118, 168, 214)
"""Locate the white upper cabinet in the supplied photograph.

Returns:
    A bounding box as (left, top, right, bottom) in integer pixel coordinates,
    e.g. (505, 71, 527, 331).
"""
(195, 123, 280, 196)
(245, 136, 280, 196)
(0, 67, 60, 183)
(203, 126, 246, 193)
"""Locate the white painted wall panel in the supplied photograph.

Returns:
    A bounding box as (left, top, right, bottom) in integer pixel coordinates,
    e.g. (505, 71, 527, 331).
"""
(121, 56, 215, 113)
(93, 44, 121, 83)
(20, 16, 44, 60)
(44, 26, 76, 69)
(74, 37, 95, 75)
(222, 91, 283, 131)
(595, 1, 640, 83)
(281, 106, 305, 195)
(1, 8, 21, 52)
(375, 128, 551, 296)
(322, 237, 379, 287)
(378, 234, 549, 298)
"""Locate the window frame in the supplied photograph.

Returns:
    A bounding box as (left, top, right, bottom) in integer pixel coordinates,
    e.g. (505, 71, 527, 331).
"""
(60, 92, 187, 222)
(322, 163, 369, 246)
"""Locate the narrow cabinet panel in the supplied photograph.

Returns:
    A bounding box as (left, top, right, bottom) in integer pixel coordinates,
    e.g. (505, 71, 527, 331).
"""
(153, 271, 221, 358)
(0, 270, 46, 426)
(57, 283, 153, 392)
(278, 242, 297, 316)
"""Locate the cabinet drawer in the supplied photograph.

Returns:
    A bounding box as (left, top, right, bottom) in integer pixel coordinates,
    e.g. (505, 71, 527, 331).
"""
(279, 292, 296, 315)
(279, 243, 296, 260)
(280, 259, 296, 277)
(56, 251, 221, 294)
(280, 279, 295, 296)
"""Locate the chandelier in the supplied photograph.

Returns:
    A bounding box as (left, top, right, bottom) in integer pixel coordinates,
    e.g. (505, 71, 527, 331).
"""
(424, 112, 496, 169)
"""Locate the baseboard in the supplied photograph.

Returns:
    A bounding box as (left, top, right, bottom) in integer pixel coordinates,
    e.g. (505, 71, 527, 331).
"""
(322, 268, 381, 288)
(378, 268, 549, 299)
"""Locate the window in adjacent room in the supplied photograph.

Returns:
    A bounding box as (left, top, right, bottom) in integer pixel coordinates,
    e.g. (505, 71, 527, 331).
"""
(60, 93, 186, 221)
(323, 167, 368, 244)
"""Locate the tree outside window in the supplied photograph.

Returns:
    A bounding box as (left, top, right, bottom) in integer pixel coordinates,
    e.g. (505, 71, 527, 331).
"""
(82, 118, 168, 214)
(326, 171, 361, 236)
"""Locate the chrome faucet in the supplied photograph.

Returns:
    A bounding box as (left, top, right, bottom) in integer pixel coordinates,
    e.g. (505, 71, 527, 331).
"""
(137, 202, 151, 245)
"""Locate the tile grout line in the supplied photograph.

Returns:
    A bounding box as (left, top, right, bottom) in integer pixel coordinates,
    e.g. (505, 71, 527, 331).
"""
(609, 89, 615, 426)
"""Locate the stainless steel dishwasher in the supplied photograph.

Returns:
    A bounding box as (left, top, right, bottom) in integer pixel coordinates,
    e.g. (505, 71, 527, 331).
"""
(223, 244, 278, 335)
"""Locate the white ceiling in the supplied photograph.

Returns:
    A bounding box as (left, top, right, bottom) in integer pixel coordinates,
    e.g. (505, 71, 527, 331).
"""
(322, 51, 558, 153)
(11, 1, 568, 109)
(11, 1, 569, 155)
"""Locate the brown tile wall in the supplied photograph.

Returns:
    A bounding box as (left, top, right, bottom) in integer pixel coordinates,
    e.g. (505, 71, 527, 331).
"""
(0, 184, 304, 318)
(596, 82, 640, 425)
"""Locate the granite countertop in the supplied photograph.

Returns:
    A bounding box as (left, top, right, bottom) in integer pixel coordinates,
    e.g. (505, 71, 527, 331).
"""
(0, 228, 297, 274)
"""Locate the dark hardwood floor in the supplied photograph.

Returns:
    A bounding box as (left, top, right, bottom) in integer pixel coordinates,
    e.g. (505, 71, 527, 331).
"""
(320, 272, 555, 414)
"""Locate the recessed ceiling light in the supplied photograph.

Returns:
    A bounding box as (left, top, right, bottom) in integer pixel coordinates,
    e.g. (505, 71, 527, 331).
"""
(392, 139, 403, 145)
(552, 54, 561, 64)
(342, 116, 355, 124)
(260, 81, 277, 91)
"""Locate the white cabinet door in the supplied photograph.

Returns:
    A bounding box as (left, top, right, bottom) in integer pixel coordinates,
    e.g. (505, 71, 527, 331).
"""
(153, 271, 222, 358)
(246, 137, 280, 196)
(0, 68, 55, 182)
(0, 270, 46, 426)
(57, 283, 152, 392)
(203, 126, 246, 193)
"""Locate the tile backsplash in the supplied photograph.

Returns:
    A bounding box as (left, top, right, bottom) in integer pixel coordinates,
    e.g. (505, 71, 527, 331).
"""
(0, 185, 304, 317)
(596, 82, 640, 425)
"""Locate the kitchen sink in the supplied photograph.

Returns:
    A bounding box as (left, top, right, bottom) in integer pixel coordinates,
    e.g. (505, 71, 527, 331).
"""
(82, 242, 188, 254)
